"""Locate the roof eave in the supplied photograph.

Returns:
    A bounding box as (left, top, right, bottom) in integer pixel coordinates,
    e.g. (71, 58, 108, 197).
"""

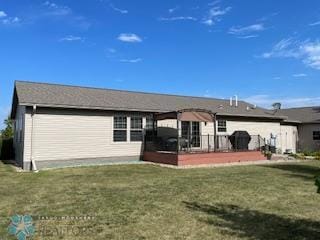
(216, 112, 287, 120)
(20, 102, 286, 120)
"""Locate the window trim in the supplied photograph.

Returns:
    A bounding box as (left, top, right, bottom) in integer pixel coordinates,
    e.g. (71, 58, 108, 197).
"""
(217, 119, 227, 132)
(313, 131, 320, 141)
(113, 115, 127, 142)
(130, 115, 143, 142)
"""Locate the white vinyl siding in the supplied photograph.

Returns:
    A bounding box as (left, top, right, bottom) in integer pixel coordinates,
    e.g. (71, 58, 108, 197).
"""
(280, 125, 298, 153)
(23, 109, 148, 162)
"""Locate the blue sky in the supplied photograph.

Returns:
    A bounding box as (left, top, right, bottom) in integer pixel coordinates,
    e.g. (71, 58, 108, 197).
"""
(1, 0, 320, 128)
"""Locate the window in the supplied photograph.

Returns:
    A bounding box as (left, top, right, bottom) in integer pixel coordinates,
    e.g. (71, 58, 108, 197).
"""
(145, 116, 156, 141)
(113, 116, 127, 142)
(313, 131, 320, 140)
(146, 116, 154, 130)
(130, 116, 143, 141)
(218, 120, 227, 132)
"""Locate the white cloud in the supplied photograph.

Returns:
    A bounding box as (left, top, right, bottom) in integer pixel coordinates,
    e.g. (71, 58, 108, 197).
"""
(244, 95, 320, 108)
(293, 73, 307, 78)
(0, 10, 20, 25)
(202, 5, 231, 26)
(159, 16, 197, 21)
(117, 33, 142, 43)
(301, 42, 320, 69)
(261, 38, 320, 70)
(43, 1, 72, 16)
(309, 21, 320, 26)
(119, 58, 142, 63)
(168, 6, 179, 14)
(229, 23, 265, 35)
(0, 11, 7, 18)
(110, 4, 128, 14)
(59, 35, 84, 42)
(1, 16, 20, 25)
(237, 35, 259, 39)
(208, 1, 221, 6)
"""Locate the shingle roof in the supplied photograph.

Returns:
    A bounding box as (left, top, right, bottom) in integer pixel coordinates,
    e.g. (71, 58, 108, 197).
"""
(277, 107, 320, 124)
(12, 81, 286, 120)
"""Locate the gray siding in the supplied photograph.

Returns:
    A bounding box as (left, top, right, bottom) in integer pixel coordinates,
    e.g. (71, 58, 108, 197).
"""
(13, 106, 25, 167)
(298, 124, 320, 151)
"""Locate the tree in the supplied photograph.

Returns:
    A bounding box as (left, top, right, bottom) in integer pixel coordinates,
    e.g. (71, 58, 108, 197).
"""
(1, 116, 13, 139)
(316, 176, 320, 194)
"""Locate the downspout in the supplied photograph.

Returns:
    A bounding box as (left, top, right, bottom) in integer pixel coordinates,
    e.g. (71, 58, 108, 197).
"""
(30, 105, 39, 172)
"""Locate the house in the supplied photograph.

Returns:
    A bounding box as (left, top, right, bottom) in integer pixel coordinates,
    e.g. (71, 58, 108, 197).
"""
(277, 107, 320, 152)
(10, 81, 309, 170)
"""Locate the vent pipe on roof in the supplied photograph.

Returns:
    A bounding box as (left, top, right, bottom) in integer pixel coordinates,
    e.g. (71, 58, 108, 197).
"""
(230, 95, 238, 107)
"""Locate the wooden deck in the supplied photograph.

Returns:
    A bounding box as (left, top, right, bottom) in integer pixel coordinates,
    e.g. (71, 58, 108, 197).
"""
(143, 151, 267, 166)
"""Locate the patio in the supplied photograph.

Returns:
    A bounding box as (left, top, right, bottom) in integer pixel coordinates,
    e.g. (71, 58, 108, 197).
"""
(143, 108, 266, 166)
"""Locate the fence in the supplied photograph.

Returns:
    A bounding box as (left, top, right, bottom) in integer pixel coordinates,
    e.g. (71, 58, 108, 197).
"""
(144, 134, 265, 153)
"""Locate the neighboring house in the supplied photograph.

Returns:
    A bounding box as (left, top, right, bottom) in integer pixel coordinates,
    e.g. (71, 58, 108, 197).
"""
(277, 107, 320, 152)
(10, 81, 306, 170)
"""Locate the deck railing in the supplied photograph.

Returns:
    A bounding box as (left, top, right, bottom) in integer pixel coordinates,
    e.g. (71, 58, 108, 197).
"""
(144, 134, 265, 154)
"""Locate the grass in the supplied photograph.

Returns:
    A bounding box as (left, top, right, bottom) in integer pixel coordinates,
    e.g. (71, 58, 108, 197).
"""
(0, 161, 320, 239)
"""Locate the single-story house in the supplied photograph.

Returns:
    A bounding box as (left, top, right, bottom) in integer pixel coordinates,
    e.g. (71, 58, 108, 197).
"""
(10, 81, 318, 170)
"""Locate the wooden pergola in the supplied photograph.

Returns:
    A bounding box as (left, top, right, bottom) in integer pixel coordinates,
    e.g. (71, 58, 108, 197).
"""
(153, 108, 218, 152)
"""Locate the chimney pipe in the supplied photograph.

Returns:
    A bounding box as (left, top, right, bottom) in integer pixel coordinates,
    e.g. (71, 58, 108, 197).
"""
(235, 95, 238, 107)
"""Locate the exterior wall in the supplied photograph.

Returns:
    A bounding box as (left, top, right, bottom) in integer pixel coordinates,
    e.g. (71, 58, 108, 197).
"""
(20, 106, 303, 169)
(280, 125, 298, 153)
(157, 119, 177, 137)
(298, 124, 320, 152)
(201, 120, 283, 150)
(13, 105, 26, 167)
(159, 119, 294, 153)
(23, 108, 149, 165)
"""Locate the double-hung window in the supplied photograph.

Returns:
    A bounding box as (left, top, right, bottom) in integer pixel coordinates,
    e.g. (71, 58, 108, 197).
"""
(130, 116, 143, 141)
(313, 131, 320, 140)
(113, 115, 127, 142)
(217, 120, 227, 132)
(146, 116, 154, 130)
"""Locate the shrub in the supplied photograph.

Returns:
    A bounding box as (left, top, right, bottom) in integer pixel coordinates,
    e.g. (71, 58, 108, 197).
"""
(315, 176, 320, 194)
(0, 138, 14, 160)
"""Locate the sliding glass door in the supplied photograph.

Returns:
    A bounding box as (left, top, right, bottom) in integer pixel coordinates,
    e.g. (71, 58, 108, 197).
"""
(181, 121, 200, 148)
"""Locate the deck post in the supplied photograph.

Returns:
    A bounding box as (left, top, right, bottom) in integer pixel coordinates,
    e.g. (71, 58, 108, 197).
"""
(258, 134, 261, 151)
(208, 134, 210, 152)
(176, 112, 180, 154)
(213, 113, 217, 152)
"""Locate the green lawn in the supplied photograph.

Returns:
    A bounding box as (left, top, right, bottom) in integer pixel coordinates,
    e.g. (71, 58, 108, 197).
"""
(0, 161, 320, 240)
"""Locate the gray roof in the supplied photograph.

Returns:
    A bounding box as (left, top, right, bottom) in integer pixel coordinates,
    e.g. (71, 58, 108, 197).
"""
(277, 107, 320, 124)
(12, 81, 286, 120)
